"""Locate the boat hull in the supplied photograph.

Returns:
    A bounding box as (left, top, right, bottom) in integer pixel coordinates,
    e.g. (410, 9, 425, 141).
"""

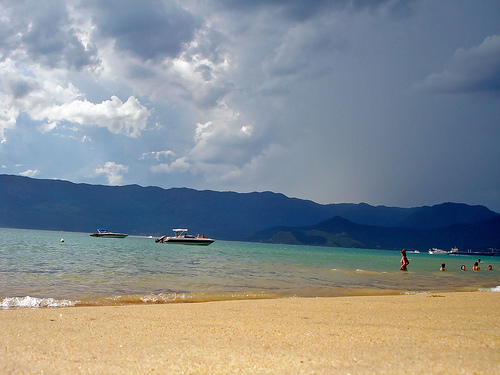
(90, 233, 128, 238)
(449, 251, 497, 256)
(156, 229, 215, 245)
(155, 238, 214, 245)
(428, 249, 449, 254)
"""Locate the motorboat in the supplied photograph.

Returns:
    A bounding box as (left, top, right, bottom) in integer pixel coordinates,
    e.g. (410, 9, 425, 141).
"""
(90, 229, 128, 238)
(155, 229, 215, 246)
(428, 248, 449, 255)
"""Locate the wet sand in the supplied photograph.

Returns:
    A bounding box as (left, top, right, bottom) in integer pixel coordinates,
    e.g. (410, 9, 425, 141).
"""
(1, 292, 499, 374)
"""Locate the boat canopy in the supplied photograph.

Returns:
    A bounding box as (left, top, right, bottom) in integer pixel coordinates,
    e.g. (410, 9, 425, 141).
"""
(173, 228, 188, 232)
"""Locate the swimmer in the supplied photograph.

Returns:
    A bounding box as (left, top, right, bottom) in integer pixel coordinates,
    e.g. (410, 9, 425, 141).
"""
(472, 262, 480, 271)
(486, 265, 493, 271)
(440, 263, 447, 271)
(460, 265, 467, 271)
(400, 249, 409, 271)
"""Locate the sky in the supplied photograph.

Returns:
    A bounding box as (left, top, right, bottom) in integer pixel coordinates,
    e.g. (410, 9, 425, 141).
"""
(1, 0, 499, 212)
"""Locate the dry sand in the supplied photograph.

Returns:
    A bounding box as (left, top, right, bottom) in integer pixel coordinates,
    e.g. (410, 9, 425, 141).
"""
(1, 292, 499, 374)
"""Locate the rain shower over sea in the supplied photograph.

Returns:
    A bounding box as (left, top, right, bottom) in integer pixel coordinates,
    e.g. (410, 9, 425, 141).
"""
(1, 228, 499, 309)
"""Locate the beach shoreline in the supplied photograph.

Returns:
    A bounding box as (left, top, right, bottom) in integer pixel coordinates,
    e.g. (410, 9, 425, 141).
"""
(1, 291, 499, 374)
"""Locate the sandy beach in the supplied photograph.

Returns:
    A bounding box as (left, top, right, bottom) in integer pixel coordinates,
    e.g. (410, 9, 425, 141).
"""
(1, 292, 499, 374)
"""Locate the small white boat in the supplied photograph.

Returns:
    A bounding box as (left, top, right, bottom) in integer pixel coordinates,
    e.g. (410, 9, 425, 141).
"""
(428, 248, 449, 255)
(156, 229, 215, 246)
(90, 229, 128, 238)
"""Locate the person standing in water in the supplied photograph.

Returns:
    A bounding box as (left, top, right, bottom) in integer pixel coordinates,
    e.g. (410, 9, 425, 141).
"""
(400, 249, 409, 271)
(440, 263, 447, 271)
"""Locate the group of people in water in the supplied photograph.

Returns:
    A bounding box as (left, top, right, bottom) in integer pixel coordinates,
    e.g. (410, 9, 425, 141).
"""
(460, 262, 493, 271)
(400, 249, 494, 272)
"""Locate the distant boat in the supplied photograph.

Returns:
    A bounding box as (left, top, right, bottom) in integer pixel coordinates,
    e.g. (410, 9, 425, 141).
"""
(155, 229, 215, 246)
(90, 229, 128, 238)
(449, 247, 497, 256)
(428, 248, 449, 255)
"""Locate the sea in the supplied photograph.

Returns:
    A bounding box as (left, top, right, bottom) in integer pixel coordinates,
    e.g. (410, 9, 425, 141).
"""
(1, 228, 499, 309)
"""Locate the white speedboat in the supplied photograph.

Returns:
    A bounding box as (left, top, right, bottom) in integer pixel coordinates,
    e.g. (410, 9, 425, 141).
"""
(155, 229, 215, 246)
(428, 248, 448, 255)
(90, 229, 128, 238)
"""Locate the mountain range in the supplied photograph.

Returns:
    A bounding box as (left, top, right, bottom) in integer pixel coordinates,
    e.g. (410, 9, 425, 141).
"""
(1, 174, 499, 251)
(250, 215, 500, 252)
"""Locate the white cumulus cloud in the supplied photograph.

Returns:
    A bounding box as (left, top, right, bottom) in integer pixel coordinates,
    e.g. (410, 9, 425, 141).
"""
(35, 96, 150, 138)
(20, 169, 40, 177)
(95, 161, 129, 185)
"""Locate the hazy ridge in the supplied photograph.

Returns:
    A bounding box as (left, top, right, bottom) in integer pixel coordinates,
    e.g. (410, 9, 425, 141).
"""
(1, 174, 498, 251)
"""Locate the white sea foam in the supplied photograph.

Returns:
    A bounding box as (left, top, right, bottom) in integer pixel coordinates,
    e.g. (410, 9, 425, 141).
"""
(140, 293, 182, 304)
(404, 291, 428, 295)
(1, 296, 77, 309)
(479, 286, 500, 292)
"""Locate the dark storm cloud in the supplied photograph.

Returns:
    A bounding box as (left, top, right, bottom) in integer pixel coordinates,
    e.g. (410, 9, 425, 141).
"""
(195, 64, 214, 82)
(87, 0, 199, 60)
(417, 35, 500, 94)
(216, 0, 415, 21)
(5, 76, 38, 99)
(5, 0, 100, 70)
(215, 0, 330, 21)
(0, 19, 16, 61)
(2, 1, 499, 213)
(127, 64, 156, 79)
(262, 21, 348, 79)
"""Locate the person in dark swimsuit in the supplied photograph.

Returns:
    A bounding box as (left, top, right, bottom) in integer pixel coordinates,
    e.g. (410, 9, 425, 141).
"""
(400, 249, 409, 271)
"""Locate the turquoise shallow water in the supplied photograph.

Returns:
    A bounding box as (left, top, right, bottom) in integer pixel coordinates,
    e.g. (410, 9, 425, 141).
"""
(1, 228, 499, 308)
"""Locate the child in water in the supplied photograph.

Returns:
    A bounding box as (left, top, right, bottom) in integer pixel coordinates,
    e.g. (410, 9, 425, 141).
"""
(440, 263, 447, 271)
(400, 249, 409, 271)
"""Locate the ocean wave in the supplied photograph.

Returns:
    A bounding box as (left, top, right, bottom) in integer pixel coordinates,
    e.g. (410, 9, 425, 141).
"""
(479, 286, 500, 292)
(1, 291, 283, 309)
(404, 291, 429, 295)
(1, 296, 77, 309)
